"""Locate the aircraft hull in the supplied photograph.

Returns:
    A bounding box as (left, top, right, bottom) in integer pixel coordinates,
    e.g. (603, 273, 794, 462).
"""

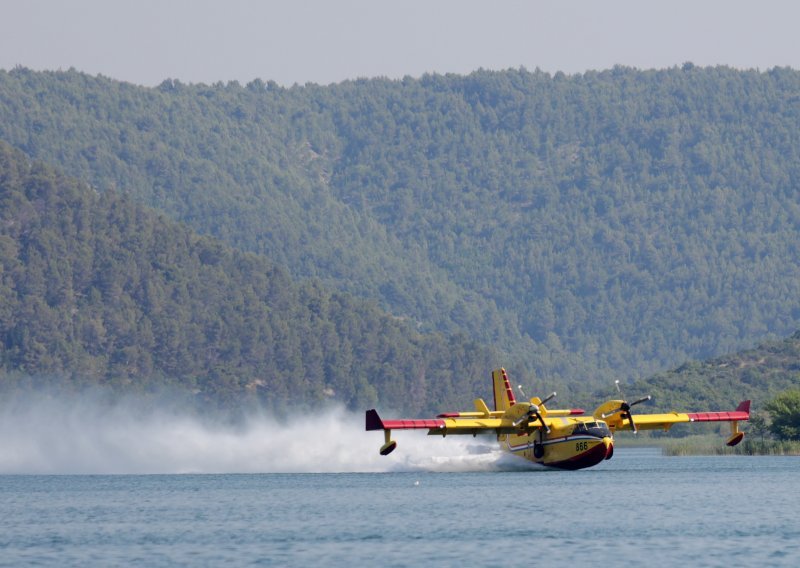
(505, 435, 613, 470)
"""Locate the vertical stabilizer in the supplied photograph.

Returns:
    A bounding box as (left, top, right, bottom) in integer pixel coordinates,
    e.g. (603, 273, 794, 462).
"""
(492, 368, 516, 411)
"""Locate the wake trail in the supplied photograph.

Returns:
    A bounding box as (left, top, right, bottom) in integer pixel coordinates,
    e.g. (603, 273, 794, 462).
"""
(0, 395, 533, 474)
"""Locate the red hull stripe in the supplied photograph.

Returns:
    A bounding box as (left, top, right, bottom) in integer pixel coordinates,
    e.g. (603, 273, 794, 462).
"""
(381, 419, 446, 430)
(547, 441, 609, 471)
(686, 411, 749, 422)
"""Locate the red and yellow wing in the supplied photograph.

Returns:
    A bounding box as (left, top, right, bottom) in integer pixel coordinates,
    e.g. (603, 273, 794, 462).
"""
(595, 400, 751, 446)
(366, 408, 517, 436)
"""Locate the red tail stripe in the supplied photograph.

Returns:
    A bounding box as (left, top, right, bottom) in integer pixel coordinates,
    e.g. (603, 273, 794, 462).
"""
(502, 369, 516, 406)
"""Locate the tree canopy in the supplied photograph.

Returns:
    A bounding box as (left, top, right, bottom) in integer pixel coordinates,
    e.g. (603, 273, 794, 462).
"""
(1, 65, 800, 397)
(624, 331, 800, 413)
(0, 142, 499, 414)
(765, 389, 800, 441)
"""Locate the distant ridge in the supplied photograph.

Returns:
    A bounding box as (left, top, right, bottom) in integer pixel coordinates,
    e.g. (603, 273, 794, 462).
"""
(2, 66, 800, 387)
(0, 142, 498, 414)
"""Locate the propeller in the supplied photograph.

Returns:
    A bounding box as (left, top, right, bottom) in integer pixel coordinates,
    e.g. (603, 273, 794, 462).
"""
(601, 380, 651, 434)
(513, 390, 556, 434)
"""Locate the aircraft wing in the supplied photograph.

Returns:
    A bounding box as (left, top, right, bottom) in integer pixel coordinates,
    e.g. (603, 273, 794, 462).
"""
(366, 409, 520, 436)
(609, 400, 751, 433)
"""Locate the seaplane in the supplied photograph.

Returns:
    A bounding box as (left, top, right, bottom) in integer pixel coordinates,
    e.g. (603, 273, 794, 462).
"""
(366, 368, 750, 470)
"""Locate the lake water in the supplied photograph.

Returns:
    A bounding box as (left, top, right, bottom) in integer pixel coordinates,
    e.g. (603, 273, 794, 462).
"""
(1, 448, 798, 567)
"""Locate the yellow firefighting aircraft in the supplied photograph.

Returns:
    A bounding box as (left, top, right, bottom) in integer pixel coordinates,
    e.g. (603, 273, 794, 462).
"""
(366, 368, 750, 470)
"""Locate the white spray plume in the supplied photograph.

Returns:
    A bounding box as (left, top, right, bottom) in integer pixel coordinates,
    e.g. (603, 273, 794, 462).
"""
(0, 394, 537, 474)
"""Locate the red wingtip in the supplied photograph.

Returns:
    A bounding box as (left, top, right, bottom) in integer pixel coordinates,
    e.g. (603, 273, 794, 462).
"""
(736, 400, 751, 415)
(570, 408, 586, 415)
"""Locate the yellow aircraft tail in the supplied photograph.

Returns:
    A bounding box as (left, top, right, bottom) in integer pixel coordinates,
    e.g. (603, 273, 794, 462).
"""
(492, 368, 517, 411)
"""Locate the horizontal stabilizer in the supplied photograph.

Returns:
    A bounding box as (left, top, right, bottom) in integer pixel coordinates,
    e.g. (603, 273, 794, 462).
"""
(365, 409, 445, 431)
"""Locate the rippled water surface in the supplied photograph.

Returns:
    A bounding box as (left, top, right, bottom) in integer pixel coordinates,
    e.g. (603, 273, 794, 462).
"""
(1, 449, 798, 566)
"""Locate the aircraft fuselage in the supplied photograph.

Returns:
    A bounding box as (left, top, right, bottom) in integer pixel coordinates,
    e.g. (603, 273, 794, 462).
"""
(501, 418, 614, 470)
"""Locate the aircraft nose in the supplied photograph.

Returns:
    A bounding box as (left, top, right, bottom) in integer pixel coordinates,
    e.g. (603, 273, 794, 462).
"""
(603, 436, 614, 460)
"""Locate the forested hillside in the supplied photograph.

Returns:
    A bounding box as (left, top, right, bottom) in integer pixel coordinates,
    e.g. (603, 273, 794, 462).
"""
(625, 331, 800, 414)
(0, 142, 499, 414)
(2, 65, 800, 387)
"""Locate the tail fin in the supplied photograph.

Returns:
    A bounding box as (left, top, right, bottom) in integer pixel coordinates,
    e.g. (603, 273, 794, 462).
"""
(736, 400, 751, 415)
(492, 368, 516, 411)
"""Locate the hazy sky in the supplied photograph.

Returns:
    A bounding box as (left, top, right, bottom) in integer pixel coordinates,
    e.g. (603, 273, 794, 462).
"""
(2, 0, 799, 86)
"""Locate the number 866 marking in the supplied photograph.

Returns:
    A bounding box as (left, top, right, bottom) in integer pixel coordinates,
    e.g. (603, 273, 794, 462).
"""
(575, 440, 589, 452)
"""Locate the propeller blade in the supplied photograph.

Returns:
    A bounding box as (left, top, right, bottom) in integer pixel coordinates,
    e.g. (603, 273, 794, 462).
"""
(627, 412, 638, 434)
(513, 407, 552, 433)
(512, 414, 528, 427)
(531, 408, 550, 434)
(539, 391, 557, 406)
(534, 410, 551, 434)
(601, 390, 649, 431)
(601, 407, 625, 419)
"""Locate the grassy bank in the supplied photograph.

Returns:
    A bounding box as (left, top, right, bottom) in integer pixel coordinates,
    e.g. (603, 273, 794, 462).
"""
(611, 432, 800, 455)
(658, 435, 800, 456)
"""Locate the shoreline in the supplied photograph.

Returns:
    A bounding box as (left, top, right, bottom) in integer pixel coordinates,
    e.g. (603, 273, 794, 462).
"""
(614, 435, 800, 456)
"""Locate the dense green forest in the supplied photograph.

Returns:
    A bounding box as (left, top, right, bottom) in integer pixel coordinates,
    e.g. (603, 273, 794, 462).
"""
(584, 331, 800, 443)
(626, 331, 800, 414)
(0, 142, 500, 414)
(1, 65, 800, 397)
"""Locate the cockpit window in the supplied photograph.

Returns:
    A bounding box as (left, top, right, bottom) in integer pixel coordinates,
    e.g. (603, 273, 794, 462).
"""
(574, 421, 611, 437)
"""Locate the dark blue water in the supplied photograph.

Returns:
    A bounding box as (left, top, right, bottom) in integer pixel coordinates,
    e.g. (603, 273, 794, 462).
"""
(1, 449, 797, 567)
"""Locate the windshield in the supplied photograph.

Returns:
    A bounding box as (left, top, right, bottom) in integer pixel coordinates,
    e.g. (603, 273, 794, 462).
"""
(573, 421, 611, 438)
